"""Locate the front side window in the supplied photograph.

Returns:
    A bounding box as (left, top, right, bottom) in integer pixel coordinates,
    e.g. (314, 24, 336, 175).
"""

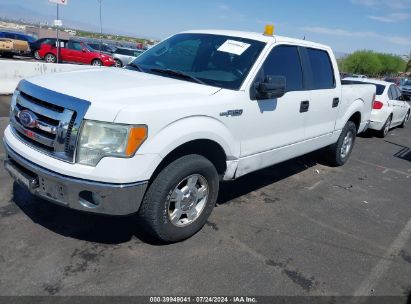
(306, 48, 335, 90)
(130, 33, 266, 90)
(254, 45, 303, 92)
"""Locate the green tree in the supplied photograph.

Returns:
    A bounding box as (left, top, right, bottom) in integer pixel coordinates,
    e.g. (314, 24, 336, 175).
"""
(342, 51, 382, 76)
(340, 50, 406, 76)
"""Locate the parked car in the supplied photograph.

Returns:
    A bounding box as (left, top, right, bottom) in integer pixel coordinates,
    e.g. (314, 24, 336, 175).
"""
(340, 72, 353, 79)
(4, 28, 375, 242)
(384, 77, 408, 88)
(401, 79, 411, 101)
(343, 78, 410, 137)
(87, 43, 116, 55)
(350, 74, 367, 79)
(0, 38, 30, 58)
(38, 40, 115, 66)
(0, 39, 14, 57)
(0, 31, 36, 44)
(30, 38, 60, 60)
(112, 47, 144, 67)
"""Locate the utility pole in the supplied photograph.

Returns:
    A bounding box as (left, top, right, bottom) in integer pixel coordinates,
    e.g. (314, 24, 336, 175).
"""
(56, 3, 59, 64)
(98, 0, 103, 54)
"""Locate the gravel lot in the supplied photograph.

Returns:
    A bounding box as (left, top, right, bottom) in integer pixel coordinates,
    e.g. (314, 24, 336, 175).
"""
(0, 94, 410, 297)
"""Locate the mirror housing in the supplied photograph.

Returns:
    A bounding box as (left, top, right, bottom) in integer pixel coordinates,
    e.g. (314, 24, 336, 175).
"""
(251, 75, 286, 100)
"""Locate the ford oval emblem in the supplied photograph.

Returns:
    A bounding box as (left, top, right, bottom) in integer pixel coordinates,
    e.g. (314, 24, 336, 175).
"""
(18, 110, 38, 129)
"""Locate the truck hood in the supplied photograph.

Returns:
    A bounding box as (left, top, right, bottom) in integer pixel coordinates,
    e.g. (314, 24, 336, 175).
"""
(26, 68, 221, 121)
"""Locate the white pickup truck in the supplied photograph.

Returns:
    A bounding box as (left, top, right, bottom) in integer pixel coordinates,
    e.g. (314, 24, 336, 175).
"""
(3, 29, 375, 242)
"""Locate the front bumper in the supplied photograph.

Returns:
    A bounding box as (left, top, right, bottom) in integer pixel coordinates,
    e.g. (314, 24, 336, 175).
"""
(3, 141, 148, 215)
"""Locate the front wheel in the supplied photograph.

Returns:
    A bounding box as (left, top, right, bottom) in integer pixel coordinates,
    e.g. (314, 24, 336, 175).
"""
(138, 154, 219, 243)
(327, 121, 357, 166)
(92, 59, 103, 66)
(114, 59, 122, 68)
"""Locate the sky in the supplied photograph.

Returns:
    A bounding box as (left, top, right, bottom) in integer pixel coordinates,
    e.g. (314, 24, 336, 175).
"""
(0, 0, 410, 55)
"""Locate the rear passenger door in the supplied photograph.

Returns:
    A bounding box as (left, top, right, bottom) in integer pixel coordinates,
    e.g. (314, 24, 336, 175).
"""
(301, 47, 340, 139)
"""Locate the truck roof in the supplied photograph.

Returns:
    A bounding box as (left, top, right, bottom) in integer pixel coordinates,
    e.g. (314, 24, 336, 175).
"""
(182, 29, 330, 50)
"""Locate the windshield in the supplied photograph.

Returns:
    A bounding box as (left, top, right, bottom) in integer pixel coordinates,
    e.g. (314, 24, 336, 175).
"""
(128, 33, 266, 90)
(404, 80, 411, 86)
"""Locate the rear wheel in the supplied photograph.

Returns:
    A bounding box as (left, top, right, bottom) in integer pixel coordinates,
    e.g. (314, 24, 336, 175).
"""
(114, 59, 122, 68)
(378, 115, 392, 138)
(92, 59, 103, 66)
(138, 154, 219, 243)
(44, 53, 56, 63)
(400, 111, 410, 128)
(327, 121, 357, 166)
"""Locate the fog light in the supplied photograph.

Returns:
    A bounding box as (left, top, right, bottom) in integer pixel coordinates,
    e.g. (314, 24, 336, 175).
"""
(79, 191, 101, 208)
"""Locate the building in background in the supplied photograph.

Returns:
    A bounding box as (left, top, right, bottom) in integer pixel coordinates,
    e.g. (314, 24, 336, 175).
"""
(25, 26, 71, 40)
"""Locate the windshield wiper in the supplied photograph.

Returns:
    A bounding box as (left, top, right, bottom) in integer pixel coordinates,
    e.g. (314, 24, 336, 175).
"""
(150, 68, 206, 85)
(126, 62, 143, 72)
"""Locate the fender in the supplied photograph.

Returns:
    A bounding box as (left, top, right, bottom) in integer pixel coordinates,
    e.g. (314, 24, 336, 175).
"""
(335, 98, 365, 131)
(138, 115, 240, 160)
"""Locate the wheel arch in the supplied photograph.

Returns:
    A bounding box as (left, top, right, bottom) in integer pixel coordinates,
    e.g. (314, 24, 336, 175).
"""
(337, 98, 366, 132)
(348, 111, 361, 132)
(150, 139, 228, 184)
(140, 116, 240, 182)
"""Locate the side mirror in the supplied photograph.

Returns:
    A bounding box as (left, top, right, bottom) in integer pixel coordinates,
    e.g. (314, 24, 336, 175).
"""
(252, 75, 286, 100)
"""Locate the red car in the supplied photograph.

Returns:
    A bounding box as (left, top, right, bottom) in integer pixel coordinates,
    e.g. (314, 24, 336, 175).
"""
(39, 40, 115, 66)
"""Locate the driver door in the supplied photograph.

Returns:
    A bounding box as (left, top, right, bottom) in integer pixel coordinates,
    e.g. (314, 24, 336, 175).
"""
(66, 41, 84, 63)
(238, 45, 308, 174)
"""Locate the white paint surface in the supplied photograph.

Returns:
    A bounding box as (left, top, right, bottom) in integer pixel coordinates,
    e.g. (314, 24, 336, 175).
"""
(0, 60, 97, 95)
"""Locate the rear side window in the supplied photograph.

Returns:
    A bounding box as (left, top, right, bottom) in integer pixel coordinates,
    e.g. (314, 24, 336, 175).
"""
(374, 84, 385, 95)
(306, 48, 335, 89)
(256, 45, 303, 92)
(117, 49, 136, 56)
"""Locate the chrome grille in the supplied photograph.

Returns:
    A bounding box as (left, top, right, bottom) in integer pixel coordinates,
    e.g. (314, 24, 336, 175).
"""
(10, 80, 90, 163)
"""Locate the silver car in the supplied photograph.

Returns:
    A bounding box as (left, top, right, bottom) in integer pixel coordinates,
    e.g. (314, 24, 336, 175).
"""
(113, 47, 144, 67)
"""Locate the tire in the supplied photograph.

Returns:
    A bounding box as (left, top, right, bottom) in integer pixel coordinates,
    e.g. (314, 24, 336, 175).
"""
(44, 53, 56, 63)
(34, 50, 41, 60)
(114, 59, 122, 68)
(327, 121, 357, 166)
(92, 59, 103, 66)
(399, 111, 410, 128)
(378, 115, 392, 138)
(138, 154, 219, 243)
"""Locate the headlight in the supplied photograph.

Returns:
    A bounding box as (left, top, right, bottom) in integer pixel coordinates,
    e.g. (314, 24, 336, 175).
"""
(77, 120, 147, 166)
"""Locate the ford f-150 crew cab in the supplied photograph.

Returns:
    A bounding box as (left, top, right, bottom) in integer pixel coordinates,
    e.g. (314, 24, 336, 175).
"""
(3, 28, 375, 242)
